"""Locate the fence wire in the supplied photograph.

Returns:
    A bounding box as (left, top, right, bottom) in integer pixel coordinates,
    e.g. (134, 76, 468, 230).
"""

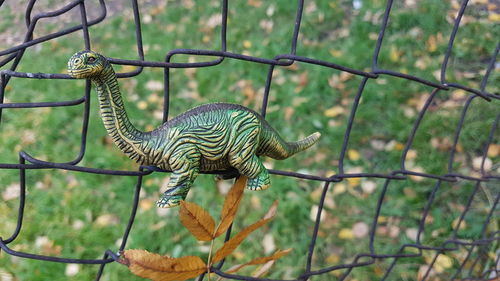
(0, 0, 498, 280)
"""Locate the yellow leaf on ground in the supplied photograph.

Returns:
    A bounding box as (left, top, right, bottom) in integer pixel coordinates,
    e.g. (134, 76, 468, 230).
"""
(226, 249, 293, 274)
(347, 149, 361, 161)
(488, 12, 500, 22)
(120, 250, 206, 281)
(332, 183, 346, 195)
(433, 253, 453, 273)
(179, 201, 216, 241)
(243, 40, 252, 48)
(212, 202, 278, 263)
(329, 49, 343, 57)
(326, 254, 340, 264)
(390, 46, 403, 62)
(323, 105, 344, 118)
(426, 35, 438, 52)
(215, 176, 247, 237)
(347, 177, 361, 187)
(119, 65, 139, 73)
(488, 144, 499, 157)
(338, 228, 354, 240)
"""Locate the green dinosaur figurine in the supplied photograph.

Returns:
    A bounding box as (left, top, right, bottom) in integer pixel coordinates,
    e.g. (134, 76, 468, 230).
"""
(68, 50, 321, 208)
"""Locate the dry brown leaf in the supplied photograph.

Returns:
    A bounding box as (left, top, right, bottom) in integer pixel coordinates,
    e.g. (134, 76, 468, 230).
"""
(252, 260, 275, 278)
(263, 200, 279, 220)
(225, 249, 293, 274)
(247, 0, 262, 7)
(179, 201, 216, 241)
(215, 176, 247, 237)
(120, 250, 206, 281)
(212, 202, 278, 263)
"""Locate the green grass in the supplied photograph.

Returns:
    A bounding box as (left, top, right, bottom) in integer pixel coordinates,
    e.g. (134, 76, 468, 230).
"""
(0, 0, 499, 280)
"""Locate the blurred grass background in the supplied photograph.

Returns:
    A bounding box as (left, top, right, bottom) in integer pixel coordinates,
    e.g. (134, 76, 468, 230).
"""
(0, 0, 499, 280)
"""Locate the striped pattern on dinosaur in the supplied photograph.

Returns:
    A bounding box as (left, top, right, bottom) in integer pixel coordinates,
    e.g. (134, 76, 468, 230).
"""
(68, 50, 321, 208)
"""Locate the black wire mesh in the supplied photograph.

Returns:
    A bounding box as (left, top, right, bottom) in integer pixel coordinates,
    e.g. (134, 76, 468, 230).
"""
(0, 0, 498, 280)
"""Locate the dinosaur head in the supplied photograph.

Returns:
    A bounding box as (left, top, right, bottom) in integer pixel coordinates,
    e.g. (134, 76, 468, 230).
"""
(68, 50, 109, 79)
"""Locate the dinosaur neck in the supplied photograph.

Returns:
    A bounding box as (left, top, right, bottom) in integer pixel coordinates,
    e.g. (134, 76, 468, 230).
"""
(92, 66, 145, 151)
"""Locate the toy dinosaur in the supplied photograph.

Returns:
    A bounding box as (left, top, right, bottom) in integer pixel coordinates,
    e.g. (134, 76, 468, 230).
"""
(68, 50, 321, 208)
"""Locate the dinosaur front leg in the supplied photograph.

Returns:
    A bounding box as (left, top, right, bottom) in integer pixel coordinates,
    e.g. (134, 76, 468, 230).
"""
(244, 155, 271, 191)
(157, 147, 200, 208)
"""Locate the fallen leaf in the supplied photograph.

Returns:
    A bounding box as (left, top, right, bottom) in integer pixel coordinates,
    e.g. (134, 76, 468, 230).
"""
(406, 149, 417, 160)
(338, 228, 354, 240)
(406, 228, 419, 241)
(295, 71, 309, 92)
(145, 80, 163, 91)
(434, 254, 453, 273)
(389, 46, 403, 62)
(329, 49, 343, 57)
(72, 220, 85, 230)
(309, 186, 323, 202)
(137, 101, 148, 110)
(388, 225, 400, 238)
(347, 177, 361, 187)
(212, 202, 277, 263)
(35, 236, 62, 256)
(325, 253, 340, 264)
(488, 12, 500, 22)
(487, 144, 499, 158)
(225, 249, 292, 274)
(216, 180, 232, 195)
(409, 166, 425, 182)
(361, 181, 376, 194)
(347, 149, 361, 161)
(243, 40, 252, 49)
(179, 201, 216, 241)
(259, 19, 274, 33)
(203, 13, 221, 30)
(284, 107, 294, 121)
(262, 233, 275, 254)
(418, 265, 436, 280)
(332, 183, 346, 195)
(120, 250, 206, 281)
(426, 35, 438, 52)
(95, 214, 120, 227)
(352, 222, 369, 238)
(0, 268, 14, 281)
(215, 176, 247, 237)
(323, 105, 344, 118)
(452, 218, 466, 230)
(65, 264, 80, 277)
(119, 65, 139, 73)
(472, 157, 492, 171)
(140, 199, 154, 211)
(247, 0, 262, 7)
(2, 183, 20, 201)
(309, 205, 323, 222)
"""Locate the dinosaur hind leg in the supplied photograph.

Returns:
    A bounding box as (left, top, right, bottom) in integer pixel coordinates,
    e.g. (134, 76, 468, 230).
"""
(231, 154, 270, 191)
(157, 148, 200, 208)
(229, 124, 270, 190)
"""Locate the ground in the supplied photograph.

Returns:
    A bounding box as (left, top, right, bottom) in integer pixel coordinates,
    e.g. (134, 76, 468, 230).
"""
(0, 0, 499, 280)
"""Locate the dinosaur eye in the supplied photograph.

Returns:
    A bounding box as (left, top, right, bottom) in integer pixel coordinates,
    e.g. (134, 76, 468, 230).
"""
(87, 57, 96, 63)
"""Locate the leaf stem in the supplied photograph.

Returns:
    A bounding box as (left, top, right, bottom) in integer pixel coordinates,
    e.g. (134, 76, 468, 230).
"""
(207, 222, 221, 281)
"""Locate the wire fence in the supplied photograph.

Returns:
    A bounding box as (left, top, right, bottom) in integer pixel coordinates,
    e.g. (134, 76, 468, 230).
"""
(0, 0, 498, 280)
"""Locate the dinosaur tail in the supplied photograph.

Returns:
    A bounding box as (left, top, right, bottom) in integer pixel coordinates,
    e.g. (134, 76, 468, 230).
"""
(259, 129, 321, 160)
